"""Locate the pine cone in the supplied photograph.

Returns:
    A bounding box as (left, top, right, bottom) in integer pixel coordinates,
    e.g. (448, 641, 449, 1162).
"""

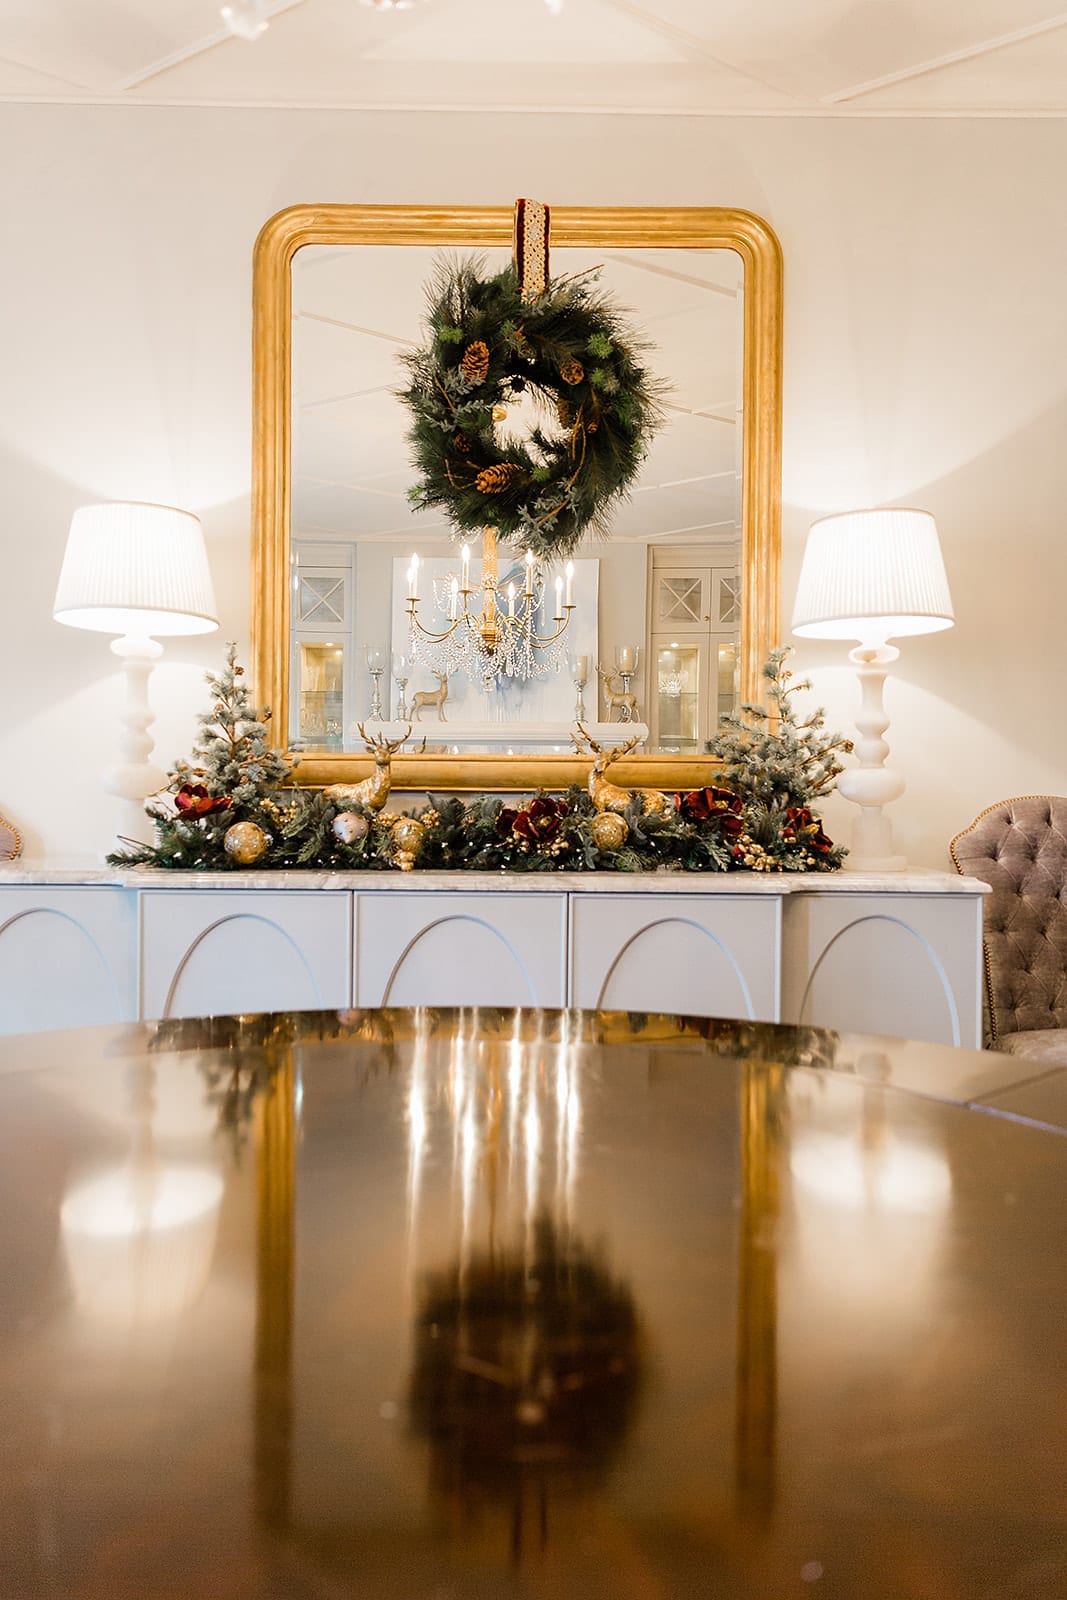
(475, 462, 525, 495)
(453, 432, 470, 453)
(557, 398, 574, 429)
(460, 340, 490, 386)
(559, 358, 585, 386)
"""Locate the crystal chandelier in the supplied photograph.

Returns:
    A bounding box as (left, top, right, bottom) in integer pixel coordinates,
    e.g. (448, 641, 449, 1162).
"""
(407, 528, 575, 690)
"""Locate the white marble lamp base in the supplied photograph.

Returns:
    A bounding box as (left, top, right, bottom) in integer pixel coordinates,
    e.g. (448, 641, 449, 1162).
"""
(839, 642, 907, 873)
(101, 635, 168, 853)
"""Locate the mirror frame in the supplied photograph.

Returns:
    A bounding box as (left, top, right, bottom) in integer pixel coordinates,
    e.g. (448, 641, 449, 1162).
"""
(251, 204, 782, 790)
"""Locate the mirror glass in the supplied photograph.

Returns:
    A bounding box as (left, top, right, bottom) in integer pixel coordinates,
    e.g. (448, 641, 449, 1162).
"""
(288, 243, 743, 757)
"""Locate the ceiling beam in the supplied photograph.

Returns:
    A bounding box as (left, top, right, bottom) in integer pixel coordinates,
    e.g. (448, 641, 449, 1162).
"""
(823, 12, 1067, 105)
(114, 0, 309, 92)
(598, 0, 798, 99)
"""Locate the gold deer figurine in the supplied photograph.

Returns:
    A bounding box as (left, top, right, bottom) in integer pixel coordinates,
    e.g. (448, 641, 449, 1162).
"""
(573, 723, 671, 817)
(596, 665, 639, 723)
(322, 724, 414, 812)
(411, 672, 449, 723)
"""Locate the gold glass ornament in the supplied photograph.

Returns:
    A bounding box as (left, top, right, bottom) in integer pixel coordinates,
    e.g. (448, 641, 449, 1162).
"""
(223, 821, 270, 865)
(332, 811, 370, 846)
(590, 812, 629, 852)
(391, 816, 426, 872)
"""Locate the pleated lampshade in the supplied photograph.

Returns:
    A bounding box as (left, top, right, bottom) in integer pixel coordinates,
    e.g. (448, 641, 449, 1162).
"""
(53, 502, 218, 637)
(792, 508, 954, 643)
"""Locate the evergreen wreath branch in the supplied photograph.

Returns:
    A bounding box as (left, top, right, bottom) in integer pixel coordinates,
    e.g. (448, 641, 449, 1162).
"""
(400, 256, 666, 560)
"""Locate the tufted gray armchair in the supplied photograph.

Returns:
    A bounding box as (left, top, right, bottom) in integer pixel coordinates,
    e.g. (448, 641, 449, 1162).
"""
(950, 796, 1067, 1062)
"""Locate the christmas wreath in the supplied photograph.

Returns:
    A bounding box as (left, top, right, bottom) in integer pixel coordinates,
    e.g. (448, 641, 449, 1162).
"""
(400, 257, 664, 560)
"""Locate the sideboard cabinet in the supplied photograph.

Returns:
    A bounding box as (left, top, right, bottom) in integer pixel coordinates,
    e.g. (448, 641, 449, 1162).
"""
(0, 869, 987, 1048)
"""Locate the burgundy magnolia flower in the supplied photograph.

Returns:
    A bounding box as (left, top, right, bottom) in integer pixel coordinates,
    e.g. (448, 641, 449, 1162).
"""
(174, 782, 231, 820)
(497, 795, 569, 847)
(784, 805, 834, 853)
(675, 785, 744, 837)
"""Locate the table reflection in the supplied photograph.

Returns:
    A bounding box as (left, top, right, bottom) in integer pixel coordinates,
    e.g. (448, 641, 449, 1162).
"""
(249, 1009, 787, 1561)
(2, 1008, 1064, 1599)
(60, 1060, 223, 1327)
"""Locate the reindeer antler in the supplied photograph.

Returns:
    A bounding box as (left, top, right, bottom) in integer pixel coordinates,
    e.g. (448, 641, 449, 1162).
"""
(574, 722, 642, 765)
(573, 720, 602, 755)
(383, 723, 414, 755)
(358, 722, 413, 756)
(611, 731, 643, 762)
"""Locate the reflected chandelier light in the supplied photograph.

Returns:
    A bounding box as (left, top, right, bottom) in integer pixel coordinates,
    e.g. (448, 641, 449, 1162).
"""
(406, 527, 575, 690)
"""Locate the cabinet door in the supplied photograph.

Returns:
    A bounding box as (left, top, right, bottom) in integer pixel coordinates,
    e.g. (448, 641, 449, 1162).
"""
(0, 889, 136, 1034)
(140, 892, 352, 1021)
(570, 894, 781, 1021)
(290, 539, 355, 749)
(781, 893, 984, 1047)
(650, 637, 708, 753)
(648, 555, 741, 746)
(356, 892, 567, 1007)
(652, 566, 711, 634)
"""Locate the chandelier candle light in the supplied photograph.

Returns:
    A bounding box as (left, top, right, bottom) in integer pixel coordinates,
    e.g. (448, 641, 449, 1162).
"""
(406, 530, 575, 690)
(792, 508, 954, 872)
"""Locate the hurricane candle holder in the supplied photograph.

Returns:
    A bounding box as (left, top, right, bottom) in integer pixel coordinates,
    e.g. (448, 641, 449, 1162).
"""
(365, 646, 386, 721)
(392, 652, 410, 721)
(569, 653, 589, 722)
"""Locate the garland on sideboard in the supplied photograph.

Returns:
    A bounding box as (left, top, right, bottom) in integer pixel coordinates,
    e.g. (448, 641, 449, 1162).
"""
(106, 646, 851, 875)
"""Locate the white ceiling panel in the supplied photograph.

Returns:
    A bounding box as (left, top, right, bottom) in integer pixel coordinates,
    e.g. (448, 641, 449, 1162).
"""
(2, 0, 1066, 110)
(0, 0, 224, 92)
(0, 51, 88, 93)
(847, 21, 1067, 109)
(616, 0, 1067, 103)
(365, 0, 689, 65)
(292, 477, 447, 538)
(139, 52, 792, 112)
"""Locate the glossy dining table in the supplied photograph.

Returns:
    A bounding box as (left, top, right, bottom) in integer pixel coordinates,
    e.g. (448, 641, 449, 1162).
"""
(0, 1007, 1064, 1600)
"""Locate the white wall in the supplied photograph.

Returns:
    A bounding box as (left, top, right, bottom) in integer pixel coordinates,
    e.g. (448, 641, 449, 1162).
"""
(1, 105, 1064, 865)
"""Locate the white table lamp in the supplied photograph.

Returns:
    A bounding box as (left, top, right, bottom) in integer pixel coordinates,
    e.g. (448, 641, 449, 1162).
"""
(54, 502, 218, 809)
(792, 508, 953, 872)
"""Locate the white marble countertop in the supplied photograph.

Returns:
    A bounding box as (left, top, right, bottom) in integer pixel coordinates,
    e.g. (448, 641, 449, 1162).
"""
(0, 865, 990, 894)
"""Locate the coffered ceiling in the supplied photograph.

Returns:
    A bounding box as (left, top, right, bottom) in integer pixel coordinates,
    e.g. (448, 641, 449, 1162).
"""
(2, 0, 1067, 114)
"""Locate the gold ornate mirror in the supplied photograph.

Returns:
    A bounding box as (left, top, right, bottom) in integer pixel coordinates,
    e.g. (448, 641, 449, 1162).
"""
(251, 205, 781, 790)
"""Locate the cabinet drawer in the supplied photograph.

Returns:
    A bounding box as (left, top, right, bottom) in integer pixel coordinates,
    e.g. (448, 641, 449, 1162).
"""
(140, 891, 352, 1020)
(0, 888, 136, 1034)
(570, 893, 781, 1021)
(356, 892, 567, 1007)
(781, 893, 983, 1047)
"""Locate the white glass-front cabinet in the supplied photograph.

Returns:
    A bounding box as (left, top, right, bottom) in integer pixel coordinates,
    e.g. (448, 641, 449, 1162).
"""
(647, 544, 741, 752)
(289, 539, 356, 749)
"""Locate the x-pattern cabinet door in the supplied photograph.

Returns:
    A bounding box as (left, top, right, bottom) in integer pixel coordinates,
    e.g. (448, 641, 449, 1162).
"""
(648, 548, 740, 751)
